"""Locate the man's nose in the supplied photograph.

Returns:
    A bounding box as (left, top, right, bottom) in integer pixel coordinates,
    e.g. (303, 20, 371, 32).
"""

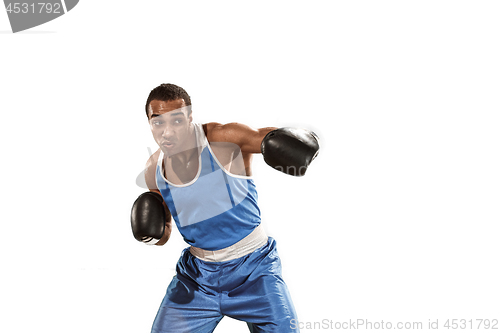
(162, 124, 174, 139)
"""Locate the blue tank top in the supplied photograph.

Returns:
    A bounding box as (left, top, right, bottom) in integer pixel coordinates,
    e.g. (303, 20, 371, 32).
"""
(155, 123, 261, 250)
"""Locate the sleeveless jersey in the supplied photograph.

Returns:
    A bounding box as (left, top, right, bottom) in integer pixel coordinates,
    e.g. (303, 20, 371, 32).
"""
(155, 123, 261, 251)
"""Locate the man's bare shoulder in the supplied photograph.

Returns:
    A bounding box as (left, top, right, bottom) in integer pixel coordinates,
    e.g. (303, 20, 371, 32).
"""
(145, 148, 161, 191)
(146, 148, 161, 167)
(203, 122, 223, 142)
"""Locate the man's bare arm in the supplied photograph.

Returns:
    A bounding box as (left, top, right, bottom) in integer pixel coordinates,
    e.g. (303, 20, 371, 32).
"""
(205, 122, 277, 154)
(204, 122, 320, 176)
(143, 151, 172, 246)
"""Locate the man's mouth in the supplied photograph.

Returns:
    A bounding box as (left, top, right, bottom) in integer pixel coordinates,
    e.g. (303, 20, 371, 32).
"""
(162, 142, 175, 148)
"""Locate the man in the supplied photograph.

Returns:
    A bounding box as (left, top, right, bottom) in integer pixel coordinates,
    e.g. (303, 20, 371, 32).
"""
(131, 83, 319, 333)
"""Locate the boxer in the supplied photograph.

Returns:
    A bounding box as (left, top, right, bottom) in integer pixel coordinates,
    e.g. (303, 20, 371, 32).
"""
(131, 83, 319, 332)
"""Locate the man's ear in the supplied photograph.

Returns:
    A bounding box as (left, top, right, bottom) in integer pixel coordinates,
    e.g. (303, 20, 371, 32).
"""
(188, 114, 193, 123)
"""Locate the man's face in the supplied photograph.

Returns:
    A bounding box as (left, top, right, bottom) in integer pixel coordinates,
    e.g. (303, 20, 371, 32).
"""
(148, 99, 193, 155)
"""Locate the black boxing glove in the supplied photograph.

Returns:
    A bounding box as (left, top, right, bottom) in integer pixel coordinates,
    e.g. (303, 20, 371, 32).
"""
(261, 127, 320, 176)
(130, 191, 168, 245)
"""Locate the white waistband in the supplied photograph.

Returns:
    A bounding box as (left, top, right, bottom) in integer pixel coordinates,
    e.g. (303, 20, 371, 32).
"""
(189, 224, 268, 262)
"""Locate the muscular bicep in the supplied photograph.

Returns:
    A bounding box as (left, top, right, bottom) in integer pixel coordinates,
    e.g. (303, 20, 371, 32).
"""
(207, 122, 277, 154)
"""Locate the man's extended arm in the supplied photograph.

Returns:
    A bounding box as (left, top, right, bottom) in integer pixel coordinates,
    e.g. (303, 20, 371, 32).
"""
(130, 152, 172, 246)
(206, 122, 320, 176)
(205, 122, 276, 153)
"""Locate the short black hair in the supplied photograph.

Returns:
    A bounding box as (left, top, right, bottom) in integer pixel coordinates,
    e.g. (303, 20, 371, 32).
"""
(145, 83, 192, 118)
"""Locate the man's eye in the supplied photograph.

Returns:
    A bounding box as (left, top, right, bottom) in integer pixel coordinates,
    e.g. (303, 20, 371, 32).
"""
(152, 120, 163, 126)
(174, 119, 183, 124)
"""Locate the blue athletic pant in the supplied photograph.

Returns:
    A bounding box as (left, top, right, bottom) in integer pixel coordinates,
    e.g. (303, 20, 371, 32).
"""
(151, 237, 299, 333)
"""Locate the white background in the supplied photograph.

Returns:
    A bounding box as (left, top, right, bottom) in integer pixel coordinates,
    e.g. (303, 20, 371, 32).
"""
(1, 1, 499, 332)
